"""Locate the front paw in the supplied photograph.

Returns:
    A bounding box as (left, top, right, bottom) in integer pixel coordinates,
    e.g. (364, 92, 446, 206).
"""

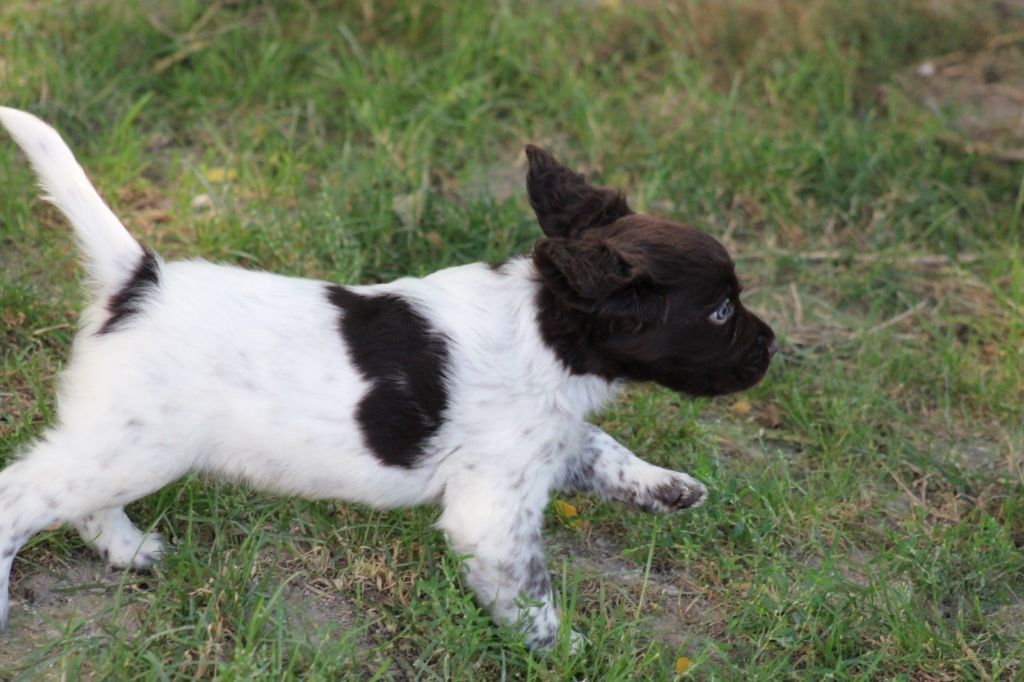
(635, 473, 707, 513)
(568, 629, 589, 655)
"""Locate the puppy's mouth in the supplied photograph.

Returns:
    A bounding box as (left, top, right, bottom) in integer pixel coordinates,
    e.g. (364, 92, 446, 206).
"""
(667, 328, 778, 398)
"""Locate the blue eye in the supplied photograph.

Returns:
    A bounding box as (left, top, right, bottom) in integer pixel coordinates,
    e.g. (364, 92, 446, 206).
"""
(710, 298, 733, 324)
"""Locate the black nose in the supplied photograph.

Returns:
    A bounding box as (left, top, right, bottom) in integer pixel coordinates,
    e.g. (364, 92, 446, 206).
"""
(756, 334, 778, 358)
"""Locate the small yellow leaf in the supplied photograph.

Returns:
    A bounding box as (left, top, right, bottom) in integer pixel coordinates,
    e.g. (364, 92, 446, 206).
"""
(204, 167, 237, 183)
(553, 500, 578, 518)
(674, 656, 691, 674)
(553, 500, 587, 529)
(730, 398, 752, 416)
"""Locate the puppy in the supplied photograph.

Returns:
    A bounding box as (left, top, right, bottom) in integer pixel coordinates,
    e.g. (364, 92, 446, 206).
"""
(0, 107, 776, 650)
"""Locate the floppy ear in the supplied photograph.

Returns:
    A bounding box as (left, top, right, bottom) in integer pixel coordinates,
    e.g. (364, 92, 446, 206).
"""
(533, 238, 663, 326)
(525, 145, 633, 238)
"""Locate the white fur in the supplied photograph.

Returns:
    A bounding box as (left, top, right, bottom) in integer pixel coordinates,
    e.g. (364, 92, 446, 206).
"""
(0, 107, 142, 291)
(0, 108, 706, 649)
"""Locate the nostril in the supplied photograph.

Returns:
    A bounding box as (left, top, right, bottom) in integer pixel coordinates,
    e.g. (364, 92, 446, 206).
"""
(756, 334, 778, 357)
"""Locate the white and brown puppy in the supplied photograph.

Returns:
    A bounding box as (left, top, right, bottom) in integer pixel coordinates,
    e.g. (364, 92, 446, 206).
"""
(0, 107, 776, 650)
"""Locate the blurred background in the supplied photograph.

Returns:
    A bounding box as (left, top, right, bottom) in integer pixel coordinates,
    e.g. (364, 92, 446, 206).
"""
(0, 1, 1021, 679)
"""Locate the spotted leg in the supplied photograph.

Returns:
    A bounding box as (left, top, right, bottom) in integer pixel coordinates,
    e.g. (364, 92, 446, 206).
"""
(437, 475, 575, 651)
(558, 424, 708, 512)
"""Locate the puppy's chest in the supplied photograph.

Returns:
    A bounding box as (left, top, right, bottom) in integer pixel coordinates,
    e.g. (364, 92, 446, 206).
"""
(356, 347, 590, 477)
(423, 378, 591, 473)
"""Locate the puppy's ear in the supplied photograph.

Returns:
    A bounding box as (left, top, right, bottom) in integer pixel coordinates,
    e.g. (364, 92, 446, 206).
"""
(525, 145, 633, 238)
(533, 238, 662, 326)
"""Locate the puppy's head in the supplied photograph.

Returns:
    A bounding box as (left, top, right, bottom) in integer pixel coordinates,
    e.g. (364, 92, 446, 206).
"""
(526, 146, 776, 397)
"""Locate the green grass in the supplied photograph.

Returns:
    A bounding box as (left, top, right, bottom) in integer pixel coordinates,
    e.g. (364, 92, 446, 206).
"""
(1, 0, 1022, 679)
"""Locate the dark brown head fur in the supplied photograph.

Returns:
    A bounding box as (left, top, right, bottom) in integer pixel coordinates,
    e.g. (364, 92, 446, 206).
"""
(525, 145, 776, 397)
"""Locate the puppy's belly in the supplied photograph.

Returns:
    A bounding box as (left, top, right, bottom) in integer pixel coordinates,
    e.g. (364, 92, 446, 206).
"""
(200, 431, 442, 508)
(171, 368, 444, 508)
(97, 376, 444, 508)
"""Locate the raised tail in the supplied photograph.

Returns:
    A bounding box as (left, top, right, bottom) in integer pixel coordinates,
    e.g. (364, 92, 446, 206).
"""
(0, 106, 146, 292)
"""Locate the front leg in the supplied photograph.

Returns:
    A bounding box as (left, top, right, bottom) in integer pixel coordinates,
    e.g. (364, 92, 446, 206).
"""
(558, 424, 708, 512)
(438, 477, 570, 651)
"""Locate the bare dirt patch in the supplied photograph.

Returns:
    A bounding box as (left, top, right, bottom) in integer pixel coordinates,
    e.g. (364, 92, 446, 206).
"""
(0, 560, 137, 678)
(0, 549, 368, 678)
(549, 533, 726, 652)
(895, 31, 1024, 160)
(989, 600, 1024, 639)
(280, 583, 359, 648)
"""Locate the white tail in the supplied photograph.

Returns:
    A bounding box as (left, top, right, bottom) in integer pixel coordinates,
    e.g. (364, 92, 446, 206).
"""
(0, 106, 145, 292)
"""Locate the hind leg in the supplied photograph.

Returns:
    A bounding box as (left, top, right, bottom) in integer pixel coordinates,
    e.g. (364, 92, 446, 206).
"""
(0, 429, 184, 629)
(0, 453, 69, 630)
(75, 507, 164, 568)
